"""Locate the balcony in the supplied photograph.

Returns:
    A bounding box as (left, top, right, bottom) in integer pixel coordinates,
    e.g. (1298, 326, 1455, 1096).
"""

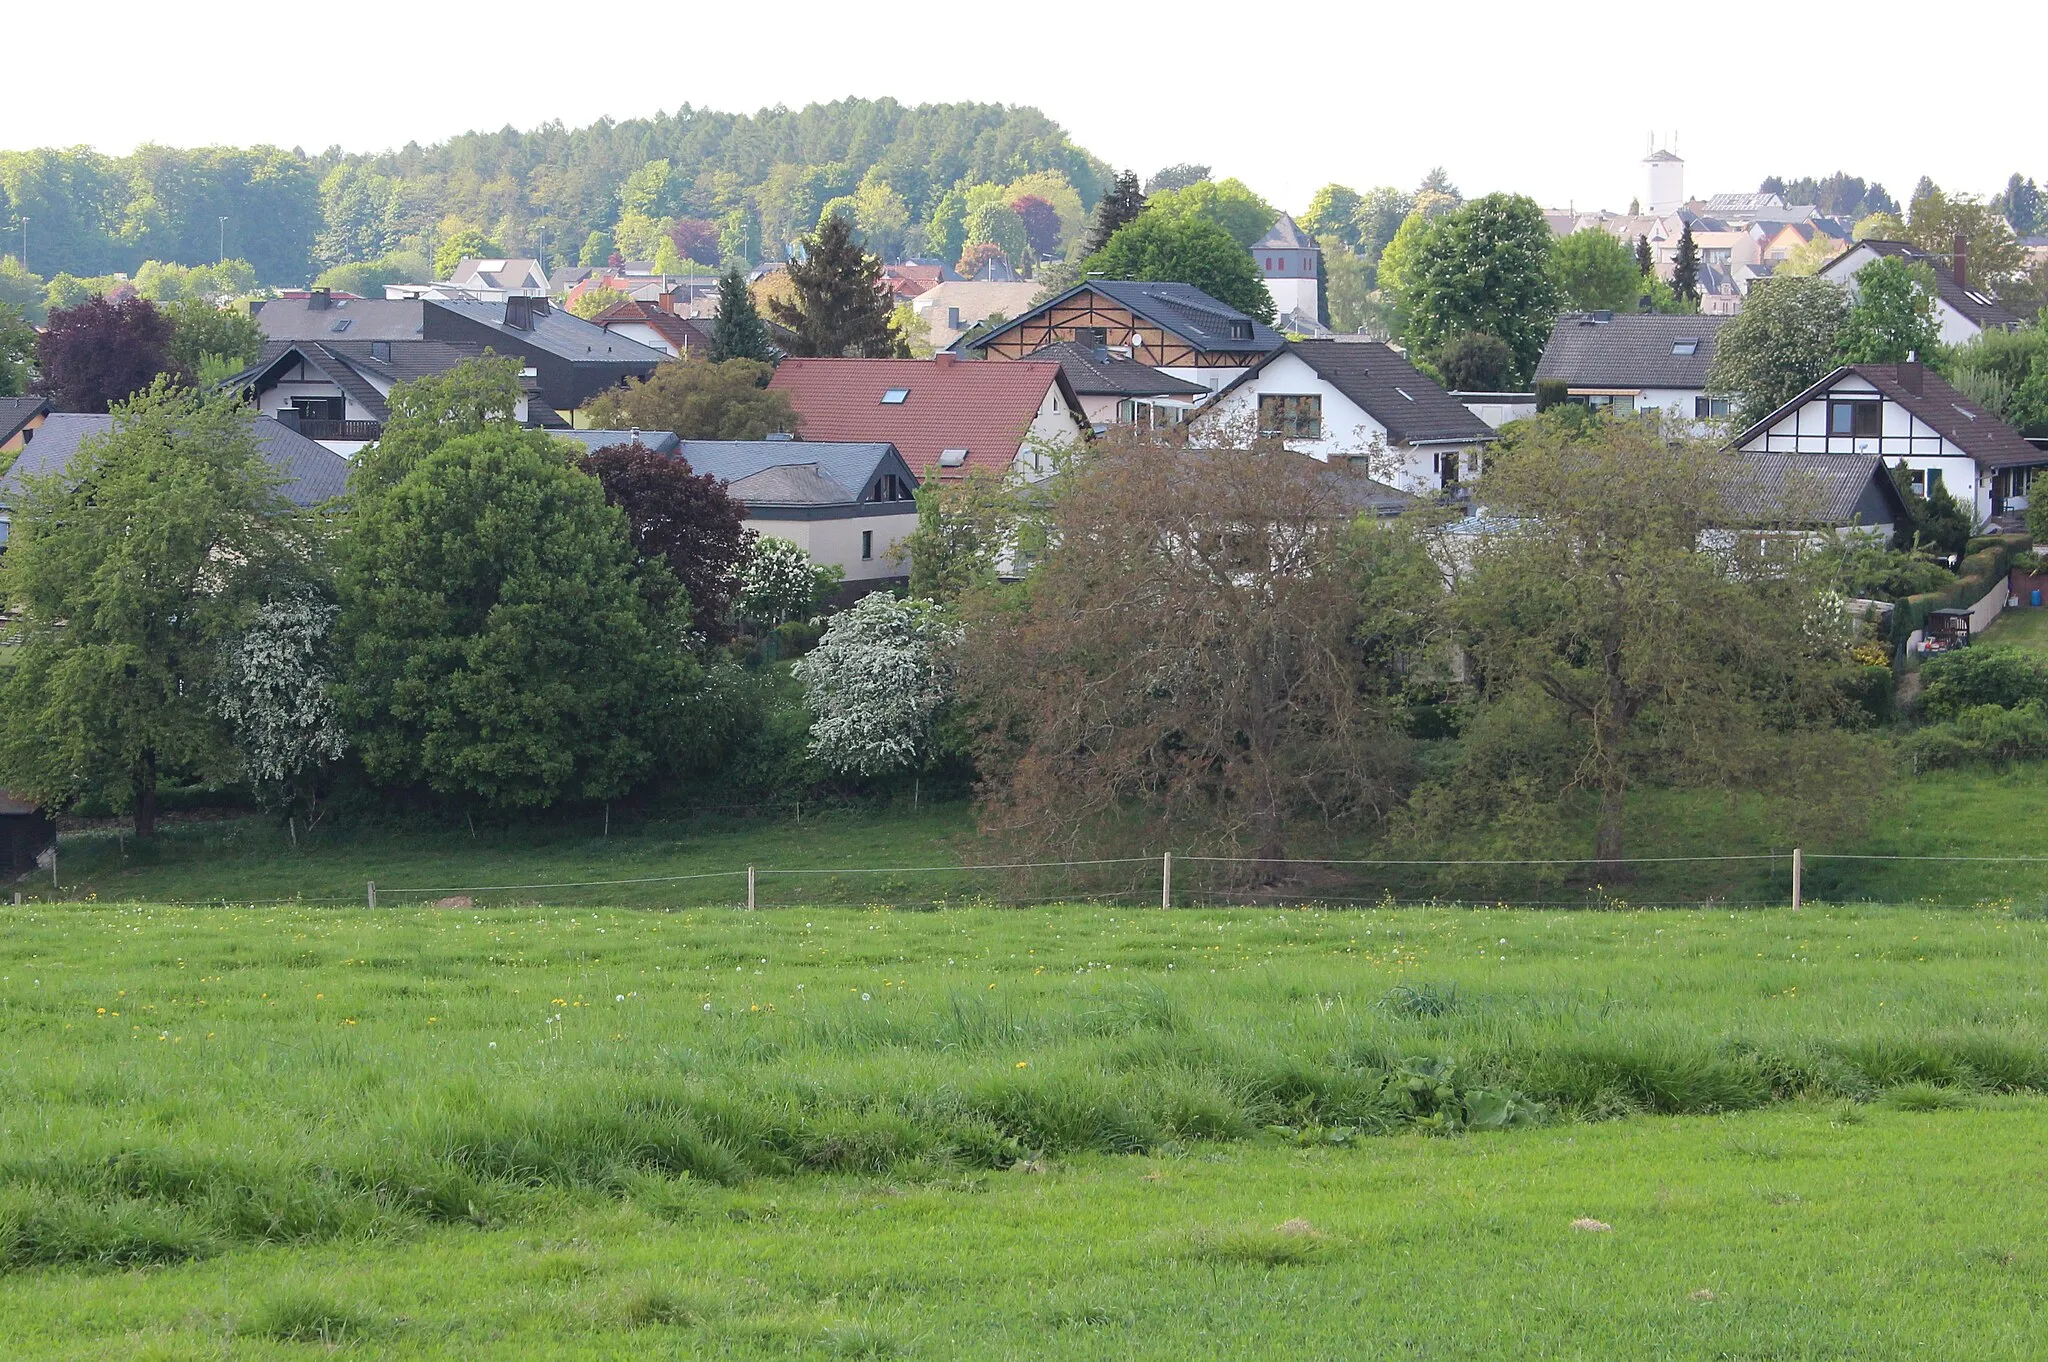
(296, 419, 383, 443)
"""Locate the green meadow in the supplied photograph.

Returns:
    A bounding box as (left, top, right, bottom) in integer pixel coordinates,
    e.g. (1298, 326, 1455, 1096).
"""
(3, 898, 2047, 1355)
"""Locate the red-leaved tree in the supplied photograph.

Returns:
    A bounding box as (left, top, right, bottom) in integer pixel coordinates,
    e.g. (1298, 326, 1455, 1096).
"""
(34, 296, 175, 412)
(669, 218, 722, 266)
(580, 443, 753, 642)
(1011, 195, 1062, 261)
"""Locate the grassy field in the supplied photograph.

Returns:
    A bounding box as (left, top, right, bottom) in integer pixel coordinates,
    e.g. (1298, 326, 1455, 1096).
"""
(1978, 603, 2048, 654)
(3, 900, 2047, 1355)
(34, 763, 2048, 911)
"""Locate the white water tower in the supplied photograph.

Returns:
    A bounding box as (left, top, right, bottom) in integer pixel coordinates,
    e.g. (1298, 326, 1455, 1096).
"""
(1644, 136, 1685, 215)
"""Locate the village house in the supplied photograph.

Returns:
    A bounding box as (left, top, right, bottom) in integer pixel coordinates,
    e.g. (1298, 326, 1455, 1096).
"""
(231, 338, 546, 455)
(675, 439, 922, 584)
(768, 354, 1087, 481)
(0, 396, 50, 454)
(1730, 360, 2048, 528)
(1022, 340, 1210, 430)
(1194, 339, 1497, 495)
(591, 297, 716, 359)
(1252, 213, 1320, 323)
(1819, 239, 2024, 346)
(1533, 312, 1732, 428)
(913, 280, 1041, 354)
(963, 280, 1285, 393)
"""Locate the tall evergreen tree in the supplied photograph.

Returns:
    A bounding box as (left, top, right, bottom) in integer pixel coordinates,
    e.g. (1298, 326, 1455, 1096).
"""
(1671, 222, 1701, 305)
(768, 213, 906, 359)
(1635, 234, 1654, 276)
(709, 265, 774, 363)
(1078, 170, 1146, 259)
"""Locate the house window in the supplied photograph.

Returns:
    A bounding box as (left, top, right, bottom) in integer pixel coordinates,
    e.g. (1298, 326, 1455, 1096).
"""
(291, 396, 344, 423)
(1258, 394, 1323, 439)
(370, 340, 391, 362)
(1074, 326, 1107, 346)
(1828, 398, 1881, 438)
(881, 388, 910, 405)
(329, 318, 352, 333)
(1672, 338, 1699, 356)
(1435, 451, 1461, 489)
(1693, 395, 1732, 419)
(861, 530, 874, 561)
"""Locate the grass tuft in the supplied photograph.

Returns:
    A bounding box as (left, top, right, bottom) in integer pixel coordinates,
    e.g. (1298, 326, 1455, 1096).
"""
(242, 1291, 381, 1344)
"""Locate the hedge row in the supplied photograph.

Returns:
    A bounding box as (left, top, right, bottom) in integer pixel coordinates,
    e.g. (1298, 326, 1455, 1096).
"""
(1890, 533, 2031, 644)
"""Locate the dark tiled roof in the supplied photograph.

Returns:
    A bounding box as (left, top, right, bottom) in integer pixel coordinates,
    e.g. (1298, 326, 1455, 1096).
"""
(769, 357, 1080, 478)
(674, 440, 912, 508)
(0, 396, 50, 444)
(423, 297, 670, 365)
(555, 429, 682, 456)
(1719, 452, 1909, 526)
(1285, 340, 1498, 445)
(255, 296, 428, 342)
(1828, 241, 2024, 332)
(234, 339, 524, 421)
(0, 413, 350, 509)
(1534, 313, 1730, 390)
(969, 280, 1286, 359)
(1024, 340, 1208, 397)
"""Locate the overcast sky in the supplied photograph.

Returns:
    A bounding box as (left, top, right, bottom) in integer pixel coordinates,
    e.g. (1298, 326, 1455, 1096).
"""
(9, 0, 2037, 215)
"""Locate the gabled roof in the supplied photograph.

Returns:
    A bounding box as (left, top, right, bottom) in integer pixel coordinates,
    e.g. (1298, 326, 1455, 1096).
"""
(1206, 341, 1496, 446)
(768, 356, 1080, 478)
(1534, 312, 1729, 389)
(1023, 341, 1209, 398)
(1732, 363, 2045, 469)
(255, 295, 428, 342)
(233, 338, 512, 421)
(1253, 212, 1314, 251)
(1823, 240, 2023, 332)
(0, 413, 350, 509)
(423, 297, 671, 365)
(554, 428, 683, 456)
(673, 440, 913, 509)
(1719, 452, 1910, 527)
(966, 280, 1286, 359)
(0, 396, 50, 445)
(447, 257, 548, 292)
(592, 299, 715, 355)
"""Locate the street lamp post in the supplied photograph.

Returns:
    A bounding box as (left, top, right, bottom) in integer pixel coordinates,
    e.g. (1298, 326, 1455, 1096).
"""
(219, 217, 228, 264)
(19, 217, 27, 273)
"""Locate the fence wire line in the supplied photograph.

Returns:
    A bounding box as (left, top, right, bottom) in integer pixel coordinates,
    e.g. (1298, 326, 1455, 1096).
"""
(380, 869, 749, 895)
(1806, 853, 2048, 863)
(1176, 853, 1786, 867)
(380, 857, 1159, 896)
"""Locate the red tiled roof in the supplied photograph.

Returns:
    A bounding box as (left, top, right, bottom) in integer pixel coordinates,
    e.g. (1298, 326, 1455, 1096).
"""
(768, 356, 1077, 478)
(883, 264, 942, 300)
(594, 299, 713, 357)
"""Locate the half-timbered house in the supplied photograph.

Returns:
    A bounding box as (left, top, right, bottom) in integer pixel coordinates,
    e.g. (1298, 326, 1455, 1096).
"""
(962, 280, 1284, 392)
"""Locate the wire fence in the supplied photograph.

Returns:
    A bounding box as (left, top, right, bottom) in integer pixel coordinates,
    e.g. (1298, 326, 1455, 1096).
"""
(26, 846, 2048, 912)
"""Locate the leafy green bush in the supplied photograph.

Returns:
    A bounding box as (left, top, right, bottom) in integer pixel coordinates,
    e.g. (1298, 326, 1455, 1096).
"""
(1919, 648, 2048, 719)
(1904, 700, 2048, 768)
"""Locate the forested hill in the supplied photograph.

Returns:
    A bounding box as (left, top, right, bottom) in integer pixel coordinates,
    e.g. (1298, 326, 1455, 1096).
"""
(0, 99, 1111, 289)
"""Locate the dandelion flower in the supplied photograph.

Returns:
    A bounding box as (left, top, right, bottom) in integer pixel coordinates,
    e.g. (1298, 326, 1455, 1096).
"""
(615, 995, 624, 1002)
(1016, 1061, 1029, 1069)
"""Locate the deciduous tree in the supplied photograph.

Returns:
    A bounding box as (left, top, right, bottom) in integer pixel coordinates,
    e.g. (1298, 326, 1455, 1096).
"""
(1706, 275, 1850, 425)
(163, 298, 265, 381)
(1836, 257, 1942, 363)
(579, 442, 753, 641)
(1397, 194, 1560, 386)
(584, 357, 798, 440)
(1550, 229, 1642, 312)
(33, 295, 174, 412)
(1083, 212, 1275, 323)
(793, 593, 959, 777)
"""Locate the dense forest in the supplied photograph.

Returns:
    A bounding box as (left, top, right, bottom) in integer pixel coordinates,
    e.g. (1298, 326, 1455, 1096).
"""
(0, 99, 1111, 292)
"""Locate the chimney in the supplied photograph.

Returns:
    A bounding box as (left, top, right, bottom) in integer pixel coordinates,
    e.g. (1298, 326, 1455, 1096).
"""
(1637, 294, 1654, 313)
(933, 353, 957, 369)
(505, 296, 533, 331)
(1899, 354, 1923, 394)
(1952, 232, 1969, 291)
(307, 288, 331, 311)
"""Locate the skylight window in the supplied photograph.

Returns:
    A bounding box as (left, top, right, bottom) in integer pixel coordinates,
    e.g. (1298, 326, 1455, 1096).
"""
(881, 388, 910, 404)
(1672, 338, 1699, 355)
(329, 319, 352, 333)
(1395, 387, 1415, 401)
(938, 448, 968, 467)
(1965, 290, 1995, 307)
(1953, 404, 1979, 421)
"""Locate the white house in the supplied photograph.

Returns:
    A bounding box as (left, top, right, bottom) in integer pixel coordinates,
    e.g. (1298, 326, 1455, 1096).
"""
(1194, 340, 1498, 496)
(675, 439, 922, 583)
(1819, 239, 2024, 347)
(388, 257, 550, 302)
(1532, 312, 1732, 430)
(1731, 361, 2048, 528)
(230, 337, 540, 455)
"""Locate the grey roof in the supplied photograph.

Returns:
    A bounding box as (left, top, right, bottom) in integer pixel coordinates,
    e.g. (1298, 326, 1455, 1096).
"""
(1720, 452, 1909, 527)
(1284, 340, 1499, 445)
(1024, 340, 1209, 397)
(1253, 212, 1314, 251)
(1533, 312, 1730, 389)
(0, 396, 49, 443)
(255, 295, 428, 342)
(1827, 241, 2023, 332)
(674, 440, 914, 508)
(423, 297, 671, 365)
(555, 428, 682, 456)
(1731, 363, 2047, 470)
(972, 280, 1286, 359)
(235, 338, 510, 421)
(0, 413, 350, 509)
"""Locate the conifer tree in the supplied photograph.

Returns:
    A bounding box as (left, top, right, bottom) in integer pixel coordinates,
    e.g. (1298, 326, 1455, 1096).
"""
(709, 265, 775, 363)
(1078, 171, 1146, 259)
(1672, 222, 1701, 304)
(769, 213, 906, 358)
(1635, 234, 1653, 276)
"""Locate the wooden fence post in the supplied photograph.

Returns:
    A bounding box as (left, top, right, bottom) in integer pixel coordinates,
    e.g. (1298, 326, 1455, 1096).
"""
(1791, 849, 1802, 910)
(1161, 852, 1172, 909)
(367, 880, 377, 910)
(747, 865, 756, 911)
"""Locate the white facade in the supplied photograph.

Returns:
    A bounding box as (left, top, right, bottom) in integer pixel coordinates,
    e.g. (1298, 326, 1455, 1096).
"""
(1734, 372, 1989, 524)
(603, 319, 680, 358)
(1014, 382, 1090, 477)
(1197, 350, 1476, 494)
(1822, 244, 1994, 347)
(753, 510, 918, 582)
(1263, 276, 1320, 321)
(1644, 150, 1685, 216)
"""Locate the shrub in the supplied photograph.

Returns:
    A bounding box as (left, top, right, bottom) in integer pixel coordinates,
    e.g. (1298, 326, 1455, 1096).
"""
(1905, 700, 2048, 768)
(1919, 648, 2048, 719)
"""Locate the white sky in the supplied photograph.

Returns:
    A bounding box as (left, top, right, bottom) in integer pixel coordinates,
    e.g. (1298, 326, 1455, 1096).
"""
(8, 0, 2039, 215)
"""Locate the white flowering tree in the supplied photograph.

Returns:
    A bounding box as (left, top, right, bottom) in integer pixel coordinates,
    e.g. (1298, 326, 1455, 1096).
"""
(792, 593, 961, 777)
(737, 537, 841, 627)
(215, 596, 347, 835)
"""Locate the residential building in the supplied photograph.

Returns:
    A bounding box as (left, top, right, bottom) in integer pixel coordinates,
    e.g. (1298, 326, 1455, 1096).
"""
(0, 396, 50, 454)
(232, 338, 545, 455)
(1819, 239, 2024, 345)
(1718, 452, 1912, 541)
(1730, 360, 2048, 527)
(553, 429, 683, 457)
(1532, 312, 1732, 427)
(592, 298, 716, 360)
(965, 280, 1285, 392)
(389, 257, 549, 302)
(674, 439, 922, 583)
(768, 354, 1086, 481)
(1194, 339, 1498, 495)
(1023, 340, 1210, 429)
(1253, 213, 1320, 321)
(253, 291, 666, 415)
(914, 280, 1042, 353)
(0, 413, 350, 548)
